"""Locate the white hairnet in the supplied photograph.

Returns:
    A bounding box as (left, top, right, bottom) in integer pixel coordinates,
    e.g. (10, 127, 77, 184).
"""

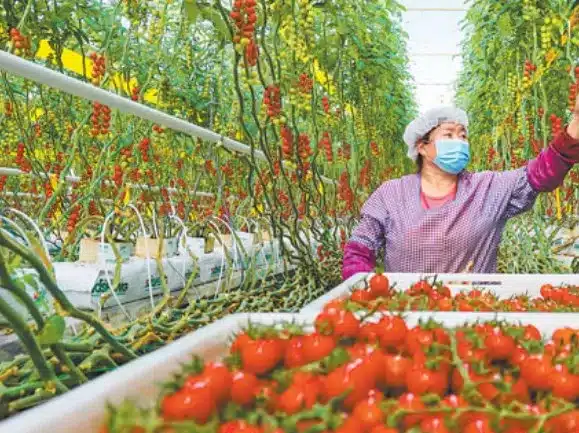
(403, 106, 469, 160)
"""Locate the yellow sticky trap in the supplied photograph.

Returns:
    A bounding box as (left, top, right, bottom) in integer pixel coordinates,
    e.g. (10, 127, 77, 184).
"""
(313, 59, 336, 96)
(33, 148, 47, 161)
(49, 174, 58, 191)
(344, 103, 357, 117)
(37, 40, 92, 77)
(545, 48, 559, 65)
(122, 188, 131, 206)
(35, 40, 166, 107)
(30, 108, 45, 121)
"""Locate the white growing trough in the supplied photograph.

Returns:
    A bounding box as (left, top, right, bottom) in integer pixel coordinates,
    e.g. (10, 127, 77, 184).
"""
(4, 311, 579, 432)
(300, 272, 579, 313)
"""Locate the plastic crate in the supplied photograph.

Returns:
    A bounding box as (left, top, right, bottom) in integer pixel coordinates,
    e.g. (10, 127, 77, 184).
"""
(300, 272, 579, 313)
(4, 311, 579, 433)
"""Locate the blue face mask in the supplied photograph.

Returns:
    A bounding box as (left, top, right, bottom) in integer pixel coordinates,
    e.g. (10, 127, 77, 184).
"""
(433, 139, 470, 174)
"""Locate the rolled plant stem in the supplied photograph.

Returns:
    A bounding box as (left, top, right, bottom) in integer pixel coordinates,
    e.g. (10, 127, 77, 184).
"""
(8, 388, 55, 412)
(0, 289, 66, 392)
(0, 256, 44, 326)
(50, 343, 88, 384)
(0, 229, 137, 360)
(0, 259, 88, 384)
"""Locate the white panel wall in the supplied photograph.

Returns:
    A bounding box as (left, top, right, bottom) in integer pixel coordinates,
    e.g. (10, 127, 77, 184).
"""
(400, 0, 468, 112)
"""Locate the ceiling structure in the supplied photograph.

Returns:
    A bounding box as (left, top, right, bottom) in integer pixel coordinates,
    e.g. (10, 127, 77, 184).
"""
(399, 0, 468, 113)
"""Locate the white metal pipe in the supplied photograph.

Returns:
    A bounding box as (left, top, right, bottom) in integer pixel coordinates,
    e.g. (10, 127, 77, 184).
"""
(1, 191, 43, 199)
(0, 51, 336, 186)
(0, 167, 81, 183)
(410, 53, 461, 57)
(415, 83, 455, 86)
(404, 8, 467, 12)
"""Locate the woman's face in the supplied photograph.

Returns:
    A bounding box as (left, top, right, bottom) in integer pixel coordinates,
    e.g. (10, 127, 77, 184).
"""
(417, 122, 468, 161)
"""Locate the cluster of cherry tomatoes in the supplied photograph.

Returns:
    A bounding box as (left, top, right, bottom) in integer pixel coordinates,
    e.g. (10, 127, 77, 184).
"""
(340, 275, 579, 313)
(89, 52, 106, 86)
(264, 85, 282, 118)
(549, 114, 563, 137)
(298, 74, 313, 95)
(230, 0, 259, 66)
(66, 205, 81, 233)
(9, 28, 31, 56)
(90, 102, 112, 137)
(100, 299, 579, 433)
(337, 142, 351, 162)
(321, 96, 331, 114)
(359, 160, 372, 190)
(297, 134, 312, 161)
(280, 125, 293, 158)
(337, 170, 354, 211)
(14, 142, 31, 172)
(319, 132, 333, 163)
(138, 137, 151, 162)
(370, 141, 379, 158)
(131, 86, 140, 102)
(567, 67, 579, 111)
(522, 60, 537, 89)
(112, 165, 123, 189)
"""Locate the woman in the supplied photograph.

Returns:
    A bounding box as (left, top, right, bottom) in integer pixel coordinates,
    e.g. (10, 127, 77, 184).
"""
(342, 98, 579, 278)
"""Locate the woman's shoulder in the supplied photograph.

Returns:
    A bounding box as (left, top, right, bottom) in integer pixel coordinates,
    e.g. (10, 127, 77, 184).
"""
(368, 174, 419, 204)
(463, 168, 529, 194)
(466, 167, 527, 184)
(376, 173, 419, 193)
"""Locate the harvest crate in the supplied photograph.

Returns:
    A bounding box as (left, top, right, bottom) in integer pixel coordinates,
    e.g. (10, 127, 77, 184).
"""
(4, 311, 579, 433)
(300, 272, 579, 313)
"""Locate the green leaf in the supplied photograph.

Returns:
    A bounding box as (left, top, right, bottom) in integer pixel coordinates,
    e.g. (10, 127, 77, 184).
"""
(8, 253, 22, 270)
(21, 273, 40, 292)
(28, 236, 54, 276)
(200, 7, 231, 42)
(497, 14, 512, 38)
(322, 347, 350, 372)
(183, 0, 200, 23)
(336, 19, 348, 36)
(37, 315, 65, 346)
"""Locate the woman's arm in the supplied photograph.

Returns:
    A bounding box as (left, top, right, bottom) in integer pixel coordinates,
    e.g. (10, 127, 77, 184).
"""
(517, 94, 579, 198)
(527, 128, 578, 192)
(342, 186, 388, 280)
(501, 128, 577, 220)
(342, 216, 383, 280)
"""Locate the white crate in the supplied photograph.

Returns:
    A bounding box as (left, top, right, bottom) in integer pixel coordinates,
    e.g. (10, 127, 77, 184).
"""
(4, 311, 579, 433)
(0, 313, 303, 433)
(300, 272, 579, 313)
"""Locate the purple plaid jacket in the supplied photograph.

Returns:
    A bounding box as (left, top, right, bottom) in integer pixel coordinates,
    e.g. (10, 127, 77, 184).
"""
(343, 133, 576, 278)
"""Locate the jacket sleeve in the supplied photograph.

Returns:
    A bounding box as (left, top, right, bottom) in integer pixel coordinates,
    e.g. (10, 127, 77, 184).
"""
(342, 186, 388, 280)
(527, 129, 576, 192)
(342, 218, 382, 280)
(501, 129, 576, 220)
